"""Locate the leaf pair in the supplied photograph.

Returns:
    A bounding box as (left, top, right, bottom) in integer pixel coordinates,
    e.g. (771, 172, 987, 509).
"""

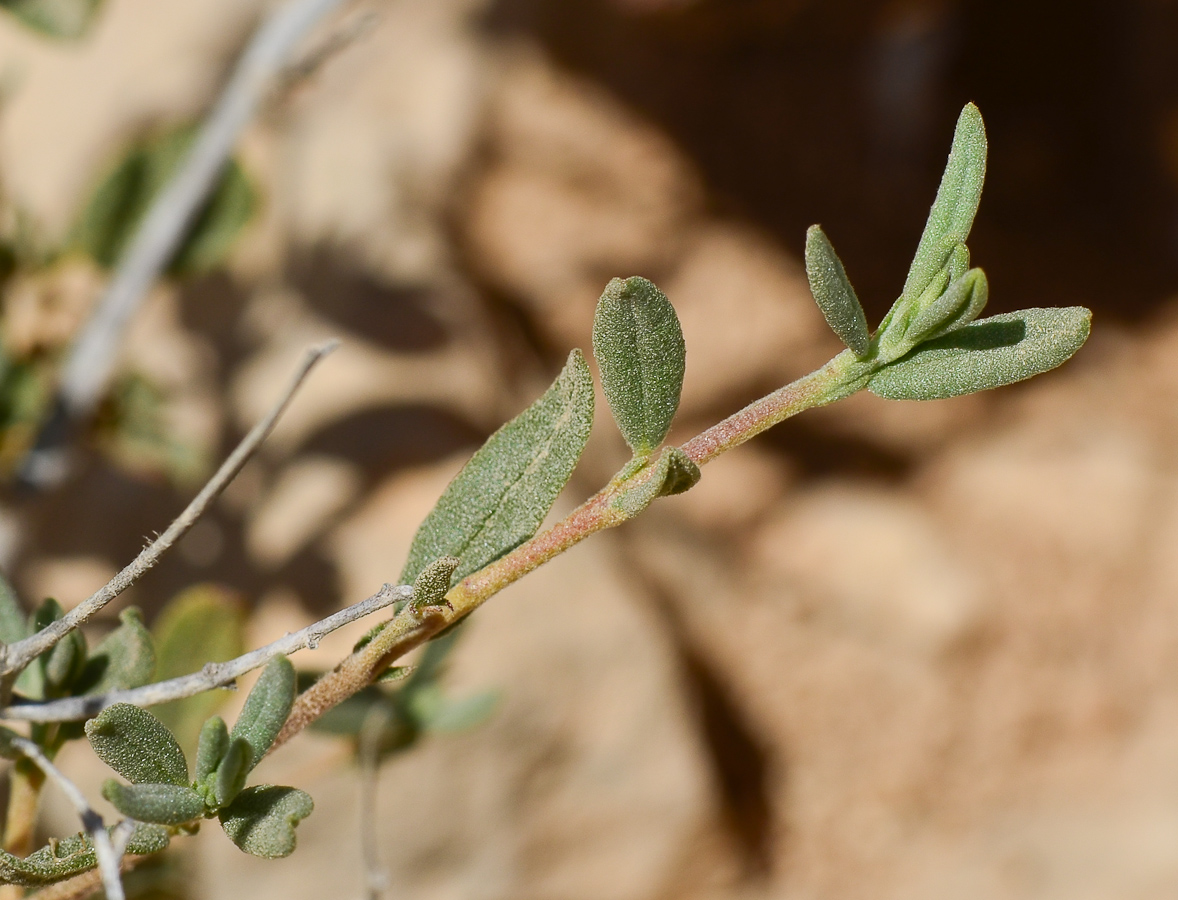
(804, 103, 1090, 400)
(86, 656, 313, 859)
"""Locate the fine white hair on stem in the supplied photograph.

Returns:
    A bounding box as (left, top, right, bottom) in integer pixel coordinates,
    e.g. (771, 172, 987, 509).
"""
(0, 341, 338, 678)
(4, 583, 413, 722)
(9, 736, 126, 900)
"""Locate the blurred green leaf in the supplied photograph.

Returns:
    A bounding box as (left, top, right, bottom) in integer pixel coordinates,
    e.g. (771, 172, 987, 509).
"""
(101, 780, 205, 826)
(805, 226, 869, 357)
(868, 307, 1092, 400)
(15, 598, 86, 699)
(400, 350, 594, 584)
(85, 703, 188, 786)
(218, 785, 313, 859)
(72, 124, 255, 275)
(592, 276, 685, 455)
(151, 584, 245, 753)
(407, 685, 498, 734)
(0, 0, 101, 39)
(0, 572, 27, 646)
(229, 656, 294, 769)
(902, 103, 987, 303)
(76, 607, 155, 695)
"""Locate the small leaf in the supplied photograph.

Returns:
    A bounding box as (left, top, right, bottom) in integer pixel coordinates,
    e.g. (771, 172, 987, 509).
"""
(101, 780, 205, 826)
(408, 685, 498, 734)
(77, 608, 155, 695)
(868, 307, 1092, 401)
(85, 703, 188, 786)
(0, 824, 168, 887)
(411, 557, 459, 612)
(0, 573, 27, 646)
(805, 226, 869, 357)
(195, 716, 229, 783)
(593, 276, 685, 455)
(613, 446, 701, 518)
(400, 350, 594, 584)
(0, 0, 101, 39)
(906, 268, 989, 345)
(152, 584, 245, 752)
(218, 785, 314, 859)
(212, 738, 251, 808)
(903, 103, 987, 303)
(230, 656, 295, 768)
(72, 125, 255, 274)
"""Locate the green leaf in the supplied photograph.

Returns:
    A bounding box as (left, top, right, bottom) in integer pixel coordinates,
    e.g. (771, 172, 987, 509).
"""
(400, 350, 594, 584)
(218, 786, 314, 859)
(152, 584, 245, 753)
(592, 276, 685, 455)
(905, 268, 989, 345)
(408, 685, 498, 734)
(0, 573, 27, 646)
(195, 716, 230, 783)
(868, 307, 1092, 401)
(72, 125, 255, 275)
(101, 780, 206, 826)
(805, 226, 869, 357)
(0, 0, 101, 39)
(903, 103, 987, 303)
(613, 446, 701, 518)
(230, 656, 295, 768)
(0, 824, 169, 887)
(212, 738, 252, 808)
(85, 703, 188, 786)
(76, 608, 156, 695)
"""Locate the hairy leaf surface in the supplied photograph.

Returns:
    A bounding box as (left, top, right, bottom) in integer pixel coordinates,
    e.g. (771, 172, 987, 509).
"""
(593, 277, 685, 455)
(85, 703, 188, 786)
(869, 307, 1091, 400)
(805, 226, 869, 357)
(400, 350, 594, 583)
(230, 656, 295, 768)
(0, 824, 168, 887)
(219, 785, 314, 859)
(102, 780, 206, 826)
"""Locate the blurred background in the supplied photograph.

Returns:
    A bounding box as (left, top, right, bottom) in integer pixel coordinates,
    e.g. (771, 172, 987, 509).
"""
(1, 0, 1178, 898)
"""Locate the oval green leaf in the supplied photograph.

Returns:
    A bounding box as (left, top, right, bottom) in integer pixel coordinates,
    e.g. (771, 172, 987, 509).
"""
(85, 703, 189, 786)
(868, 307, 1091, 400)
(903, 103, 987, 303)
(218, 785, 314, 859)
(195, 715, 230, 783)
(213, 738, 252, 808)
(102, 780, 206, 826)
(805, 226, 869, 357)
(400, 350, 594, 584)
(77, 607, 156, 695)
(592, 276, 685, 455)
(230, 656, 295, 769)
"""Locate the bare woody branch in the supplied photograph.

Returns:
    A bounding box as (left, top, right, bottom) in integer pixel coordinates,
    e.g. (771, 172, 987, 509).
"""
(5, 582, 412, 722)
(9, 736, 125, 900)
(0, 341, 337, 678)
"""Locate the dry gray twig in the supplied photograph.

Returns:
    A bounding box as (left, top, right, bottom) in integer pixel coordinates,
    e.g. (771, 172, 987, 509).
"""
(9, 736, 125, 900)
(5, 581, 411, 722)
(22, 0, 351, 488)
(0, 341, 337, 678)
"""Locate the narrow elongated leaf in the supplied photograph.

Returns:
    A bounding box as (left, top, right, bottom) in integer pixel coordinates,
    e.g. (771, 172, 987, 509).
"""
(85, 703, 188, 786)
(195, 716, 230, 783)
(593, 277, 685, 455)
(400, 350, 594, 583)
(218, 785, 314, 859)
(213, 738, 252, 808)
(102, 780, 205, 826)
(906, 268, 989, 345)
(77, 608, 155, 695)
(805, 226, 869, 357)
(869, 307, 1091, 400)
(0, 824, 168, 887)
(230, 656, 295, 769)
(903, 103, 987, 302)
